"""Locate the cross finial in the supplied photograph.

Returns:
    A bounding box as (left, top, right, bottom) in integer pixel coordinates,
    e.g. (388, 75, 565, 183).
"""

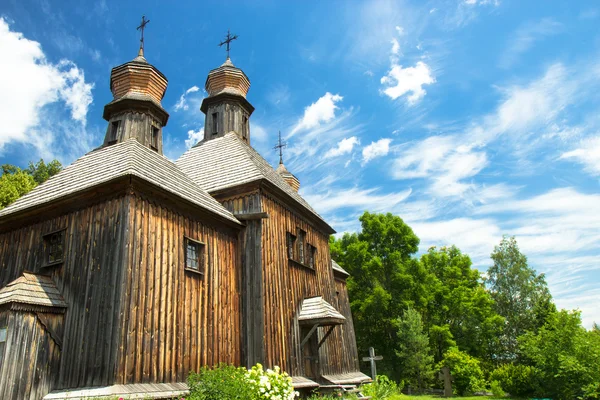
(218, 29, 239, 60)
(273, 131, 287, 164)
(136, 15, 150, 57)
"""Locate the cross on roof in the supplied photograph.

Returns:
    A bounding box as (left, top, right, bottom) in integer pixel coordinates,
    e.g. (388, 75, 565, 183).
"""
(219, 29, 239, 60)
(136, 15, 150, 56)
(273, 131, 287, 164)
(362, 347, 383, 380)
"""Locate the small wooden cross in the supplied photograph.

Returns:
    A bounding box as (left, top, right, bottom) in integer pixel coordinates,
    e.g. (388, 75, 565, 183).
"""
(219, 29, 239, 59)
(273, 131, 287, 164)
(136, 15, 150, 54)
(362, 347, 383, 380)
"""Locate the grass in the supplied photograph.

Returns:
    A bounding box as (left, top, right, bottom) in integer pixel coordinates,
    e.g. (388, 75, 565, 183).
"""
(388, 396, 513, 400)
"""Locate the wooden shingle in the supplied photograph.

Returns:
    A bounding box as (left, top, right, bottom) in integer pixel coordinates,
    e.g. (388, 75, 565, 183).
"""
(298, 296, 346, 326)
(0, 272, 67, 309)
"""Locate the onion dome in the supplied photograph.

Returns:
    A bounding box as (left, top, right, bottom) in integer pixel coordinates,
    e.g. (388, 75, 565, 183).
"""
(276, 163, 300, 192)
(103, 48, 169, 126)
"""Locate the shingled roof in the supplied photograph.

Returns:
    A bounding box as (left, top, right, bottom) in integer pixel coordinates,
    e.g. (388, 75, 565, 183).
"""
(331, 259, 350, 277)
(298, 296, 346, 326)
(0, 272, 67, 309)
(176, 132, 332, 231)
(0, 139, 239, 224)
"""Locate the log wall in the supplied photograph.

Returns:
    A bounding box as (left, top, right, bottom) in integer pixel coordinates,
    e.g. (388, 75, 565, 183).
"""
(0, 311, 63, 400)
(260, 192, 359, 376)
(115, 193, 241, 384)
(0, 195, 129, 390)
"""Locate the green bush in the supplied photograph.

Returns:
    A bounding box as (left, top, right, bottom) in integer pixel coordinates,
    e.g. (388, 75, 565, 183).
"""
(438, 347, 486, 395)
(188, 364, 252, 400)
(489, 363, 539, 397)
(489, 380, 505, 398)
(188, 363, 297, 400)
(361, 375, 403, 399)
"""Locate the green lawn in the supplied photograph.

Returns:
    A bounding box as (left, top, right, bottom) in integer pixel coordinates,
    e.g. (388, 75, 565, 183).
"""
(388, 396, 510, 400)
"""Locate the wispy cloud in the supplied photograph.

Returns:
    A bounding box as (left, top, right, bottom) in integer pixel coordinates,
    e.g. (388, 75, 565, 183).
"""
(560, 136, 600, 176)
(174, 86, 201, 112)
(302, 186, 412, 214)
(500, 18, 563, 68)
(185, 127, 204, 148)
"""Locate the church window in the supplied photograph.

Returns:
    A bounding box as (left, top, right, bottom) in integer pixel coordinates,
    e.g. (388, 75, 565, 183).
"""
(151, 126, 159, 151)
(242, 115, 248, 140)
(43, 229, 65, 266)
(212, 113, 219, 135)
(286, 232, 296, 260)
(297, 229, 306, 264)
(108, 121, 120, 145)
(0, 325, 6, 369)
(185, 237, 205, 275)
(308, 245, 316, 269)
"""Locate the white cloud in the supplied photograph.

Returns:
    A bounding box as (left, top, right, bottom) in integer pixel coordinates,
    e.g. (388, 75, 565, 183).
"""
(362, 138, 392, 164)
(250, 123, 269, 143)
(501, 18, 563, 68)
(302, 186, 412, 214)
(291, 92, 343, 134)
(381, 61, 435, 104)
(390, 38, 400, 55)
(325, 136, 360, 158)
(560, 136, 600, 176)
(0, 17, 94, 157)
(174, 86, 200, 112)
(185, 127, 204, 148)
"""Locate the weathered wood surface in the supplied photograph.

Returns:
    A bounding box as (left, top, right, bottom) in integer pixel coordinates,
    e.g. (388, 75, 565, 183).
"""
(0, 311, 63, 400)
(260, 191, 360, 377)
(103, 110, 164, 154)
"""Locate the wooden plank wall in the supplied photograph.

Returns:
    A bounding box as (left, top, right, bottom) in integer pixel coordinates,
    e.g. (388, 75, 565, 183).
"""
(115, 193, 241, 384)
(219, 191, 264, 368)
(0, 195, 129, 390)
(104, 111, 163, 154)
(0, 311, 62, 400)
(260, 192, 360, 377)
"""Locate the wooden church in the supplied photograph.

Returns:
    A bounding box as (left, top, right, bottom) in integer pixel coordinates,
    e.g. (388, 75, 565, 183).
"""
(0, 27, 369, 399)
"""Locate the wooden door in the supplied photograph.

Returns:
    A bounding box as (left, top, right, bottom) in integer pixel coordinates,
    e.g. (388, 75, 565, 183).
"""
(301, 326, 319, 379)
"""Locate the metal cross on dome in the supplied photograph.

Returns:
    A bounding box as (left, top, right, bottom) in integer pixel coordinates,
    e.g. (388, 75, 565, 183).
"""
(136, 15, 150, 54)
(273, 131, 287, 165)
(219, 29, 239, 59)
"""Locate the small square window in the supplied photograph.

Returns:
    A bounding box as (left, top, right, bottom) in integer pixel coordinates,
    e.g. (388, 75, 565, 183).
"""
(43, 229, 65, 266)
(286, 232, 296, 260)
(242, 115, 248, 139)
(185, 237, 205, 275)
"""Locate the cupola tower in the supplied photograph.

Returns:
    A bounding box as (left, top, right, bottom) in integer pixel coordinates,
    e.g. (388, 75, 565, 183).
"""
(102, 16, 169, 154)
(200, 31, 254, 145)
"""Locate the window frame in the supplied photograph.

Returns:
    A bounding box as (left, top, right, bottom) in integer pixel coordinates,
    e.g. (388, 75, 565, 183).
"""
(150, 125, 159, 151)
(0, 325, 7, 370)
(42, 228, 66, 268)
(286, 232, 297, 260)
(307, 244, 317, 269)
(108, 120, 120, 145)
(184, 236, 206, 276)
(211, 112, 219, 135)
(297, 229, 306, 264)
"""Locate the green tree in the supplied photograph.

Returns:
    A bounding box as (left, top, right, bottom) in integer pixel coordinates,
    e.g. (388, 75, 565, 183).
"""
(396, 308, 434, 391)
(486, 236, 555, 361)
(0, 160, 62, 210)
(519, 310, 600, 399)
(439, 347, 486, 395)
(0, 165, 36, 209)
(330, 212, 427, 381)
(421, 246, 503, 363)
(26, 159, 62, 184)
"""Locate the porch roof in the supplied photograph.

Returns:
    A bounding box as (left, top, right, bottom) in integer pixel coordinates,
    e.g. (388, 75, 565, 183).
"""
(298, 296, 346, 326)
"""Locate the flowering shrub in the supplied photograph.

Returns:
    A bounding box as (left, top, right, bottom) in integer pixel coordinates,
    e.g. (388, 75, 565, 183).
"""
(188, 363, 298, 400)
(246, 363, 298, 400)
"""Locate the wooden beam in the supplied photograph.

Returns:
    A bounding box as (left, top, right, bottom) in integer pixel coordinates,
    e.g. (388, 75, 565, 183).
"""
(300, 324, 319, 348)
(317, 326, 335, 349)
(233, 212, 268, 220)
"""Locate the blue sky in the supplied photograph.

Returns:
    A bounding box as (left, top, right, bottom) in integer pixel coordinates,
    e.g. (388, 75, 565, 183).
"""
(1, 0, 599, 327)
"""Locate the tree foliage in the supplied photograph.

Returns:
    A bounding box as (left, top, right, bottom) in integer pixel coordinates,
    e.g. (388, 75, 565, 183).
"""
(396, 308, 434, 391)
(438, 347, 486, 395)
(0, 159, 62, 210)
(486, 236, 555, 360)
